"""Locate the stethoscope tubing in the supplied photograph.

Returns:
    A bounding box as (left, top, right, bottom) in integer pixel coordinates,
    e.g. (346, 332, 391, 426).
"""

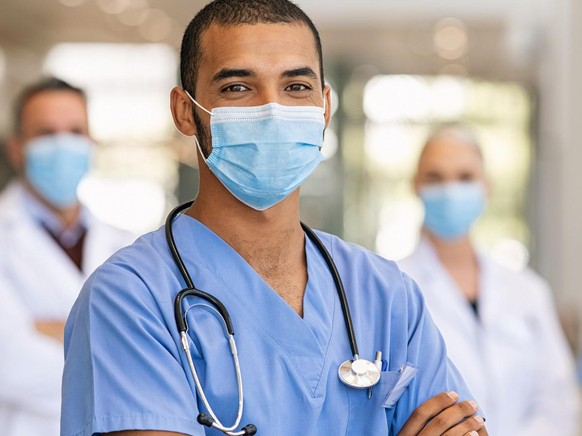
(165, 201, 369, 435)
(300, 223, 359, 358)
(180, 302, 245, 432)
(167, 201, 360, 356)
(165, 201, 196, 290)
(166, 201, 247, 433)
(174, 288, 234, 335)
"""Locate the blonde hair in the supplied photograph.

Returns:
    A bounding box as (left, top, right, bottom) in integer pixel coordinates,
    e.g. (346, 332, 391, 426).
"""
(418, 122, 483, 166)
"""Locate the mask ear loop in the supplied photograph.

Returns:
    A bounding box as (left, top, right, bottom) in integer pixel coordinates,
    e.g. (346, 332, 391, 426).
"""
(320, 92, 328, 149)
(184, 89, 212, 116)
(193, 135, 210, 163)
(184, 89, 212, 161)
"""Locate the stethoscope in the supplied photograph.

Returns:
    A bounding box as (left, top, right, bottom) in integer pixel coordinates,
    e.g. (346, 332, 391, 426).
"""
(166, 201, 382, 436)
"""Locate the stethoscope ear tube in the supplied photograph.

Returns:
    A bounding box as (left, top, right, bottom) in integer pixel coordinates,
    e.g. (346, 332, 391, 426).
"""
(198, 414, 257, 436)
(174, 288, 235, 335)
(302, 224, 382, 389)
(166, 200, 236, 337)
(165, 200, 195, 289)
(301, 223, 359, 358)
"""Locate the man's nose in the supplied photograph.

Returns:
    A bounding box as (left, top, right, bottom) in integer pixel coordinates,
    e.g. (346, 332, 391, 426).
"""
(254, 86, 281, 106)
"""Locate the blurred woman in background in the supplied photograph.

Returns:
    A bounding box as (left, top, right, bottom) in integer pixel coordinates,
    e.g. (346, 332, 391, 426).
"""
(398, 123, 579, 435)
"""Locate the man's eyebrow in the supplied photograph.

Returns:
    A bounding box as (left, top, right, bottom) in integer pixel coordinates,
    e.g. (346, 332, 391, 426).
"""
(282, 67, 318, 80)
(211, 68, 255, 83)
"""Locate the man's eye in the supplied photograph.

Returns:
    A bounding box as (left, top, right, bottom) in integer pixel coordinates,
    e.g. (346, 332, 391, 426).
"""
(286, 83, 309, 92)
(222, 84, 249, 93)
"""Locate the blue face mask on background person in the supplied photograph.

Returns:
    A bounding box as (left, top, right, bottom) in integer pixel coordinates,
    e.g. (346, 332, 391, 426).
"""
(25, 133, 93, 208)
(186, 91, 326, 211)
(419, 181, 486, 240)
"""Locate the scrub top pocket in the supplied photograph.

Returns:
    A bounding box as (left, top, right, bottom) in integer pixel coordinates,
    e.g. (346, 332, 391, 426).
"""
(345, 371, 395, 436)
(344, 368, 414, 435)
(381, 365, 418, 409)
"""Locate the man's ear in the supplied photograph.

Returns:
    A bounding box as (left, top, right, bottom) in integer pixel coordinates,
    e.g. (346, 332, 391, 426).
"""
(5, 135, 25, 173)
(323, 84, 332, 128)
(170, 87, 197, 136)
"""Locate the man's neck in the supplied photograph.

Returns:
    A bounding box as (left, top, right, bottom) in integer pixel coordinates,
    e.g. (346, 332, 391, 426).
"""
(189, 167, 303, 244)
(188, 188, 307, 316)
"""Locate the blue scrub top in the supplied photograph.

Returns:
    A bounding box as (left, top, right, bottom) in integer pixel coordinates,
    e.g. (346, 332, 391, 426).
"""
(61, 215, 476, 435)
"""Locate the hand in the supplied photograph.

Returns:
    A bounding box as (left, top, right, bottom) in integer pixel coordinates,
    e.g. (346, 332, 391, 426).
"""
(398, 391, 488, 436)
(35, 320, 66, 343)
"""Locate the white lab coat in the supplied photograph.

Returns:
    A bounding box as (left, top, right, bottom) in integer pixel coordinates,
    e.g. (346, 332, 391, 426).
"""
(0, 181, 137, 436)
(398, 238, 579, 436)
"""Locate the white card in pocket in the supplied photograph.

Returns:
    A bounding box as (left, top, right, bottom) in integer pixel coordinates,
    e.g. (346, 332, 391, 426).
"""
(381, 364, 418, 409)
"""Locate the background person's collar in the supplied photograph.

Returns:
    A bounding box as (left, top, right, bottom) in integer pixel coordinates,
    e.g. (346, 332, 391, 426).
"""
(23, 188, 88, 248)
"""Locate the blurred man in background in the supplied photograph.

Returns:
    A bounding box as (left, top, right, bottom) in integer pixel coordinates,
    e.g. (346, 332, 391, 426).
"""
(398, 123, 579, 435)
(0, 77, 135, 436)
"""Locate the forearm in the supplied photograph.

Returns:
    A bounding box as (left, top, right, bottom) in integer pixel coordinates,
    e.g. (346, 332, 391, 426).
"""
(0, 292, 64, 414)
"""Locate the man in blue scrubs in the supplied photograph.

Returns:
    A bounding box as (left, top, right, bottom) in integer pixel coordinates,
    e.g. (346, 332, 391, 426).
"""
(61, 1, 488, 435)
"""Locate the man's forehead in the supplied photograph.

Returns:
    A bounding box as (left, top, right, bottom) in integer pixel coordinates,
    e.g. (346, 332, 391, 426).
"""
(198, 21, 318, 61)
(20, 91, 87, 127)
(23, 90, 86, 111)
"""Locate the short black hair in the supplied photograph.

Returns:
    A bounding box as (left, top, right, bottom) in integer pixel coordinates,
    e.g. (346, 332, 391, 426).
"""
(180, 0, 324, 97)
(13, 77, 86, 134)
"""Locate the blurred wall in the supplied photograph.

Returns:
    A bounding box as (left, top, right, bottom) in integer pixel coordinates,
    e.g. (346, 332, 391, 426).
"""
(534, 0, 582, 345)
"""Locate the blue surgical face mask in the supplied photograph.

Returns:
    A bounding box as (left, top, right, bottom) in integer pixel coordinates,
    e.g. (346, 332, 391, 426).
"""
(186, 92, 326, 211)
(25, 133, 93, 208)
(419, 181, 486, 240)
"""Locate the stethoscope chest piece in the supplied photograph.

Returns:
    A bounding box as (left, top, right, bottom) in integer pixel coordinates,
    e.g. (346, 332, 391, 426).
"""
(338, 358, 381, 389)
